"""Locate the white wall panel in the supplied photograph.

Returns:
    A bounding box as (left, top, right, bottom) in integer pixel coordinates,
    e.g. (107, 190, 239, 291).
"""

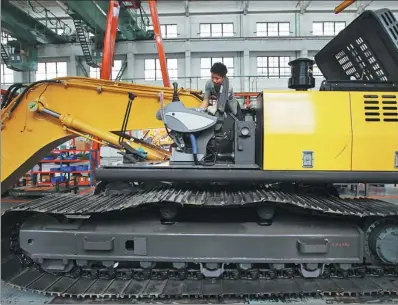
(23, 1, 398, 92)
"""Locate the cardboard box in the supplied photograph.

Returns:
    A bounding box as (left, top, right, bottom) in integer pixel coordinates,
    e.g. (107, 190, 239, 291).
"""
(41, 175, 50, 182)
(75, 138, 91, 150)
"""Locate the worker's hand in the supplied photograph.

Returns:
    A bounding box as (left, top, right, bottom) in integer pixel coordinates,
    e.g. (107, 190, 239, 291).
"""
(207, 104, 217, 115)
(209, 98, 217, 106)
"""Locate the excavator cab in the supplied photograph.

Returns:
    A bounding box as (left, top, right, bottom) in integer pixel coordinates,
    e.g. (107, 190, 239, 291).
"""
(156, 82, 257, 166)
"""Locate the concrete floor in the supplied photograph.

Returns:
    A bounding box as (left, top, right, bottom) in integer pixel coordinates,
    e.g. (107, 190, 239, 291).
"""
(1, 184, 398, 305)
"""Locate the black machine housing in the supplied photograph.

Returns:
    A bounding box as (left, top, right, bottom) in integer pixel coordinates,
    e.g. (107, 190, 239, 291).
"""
(315, 8, 398, 91)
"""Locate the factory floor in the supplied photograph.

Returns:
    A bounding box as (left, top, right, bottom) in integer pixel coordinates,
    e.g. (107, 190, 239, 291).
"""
(1, 184, 398, 305)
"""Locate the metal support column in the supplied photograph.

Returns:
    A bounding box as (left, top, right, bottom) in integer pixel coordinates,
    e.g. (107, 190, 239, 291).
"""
(148, 0, 170, 87)
(68, 56, 77, 76)
(243, 49, 250, 92)
(100, 0, 120, 79)
(185, 50, 191, 89)
(93, 0, 121, 175)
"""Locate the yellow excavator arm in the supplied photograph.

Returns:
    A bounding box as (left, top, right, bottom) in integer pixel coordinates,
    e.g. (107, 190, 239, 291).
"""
(1, 77, 202, 192)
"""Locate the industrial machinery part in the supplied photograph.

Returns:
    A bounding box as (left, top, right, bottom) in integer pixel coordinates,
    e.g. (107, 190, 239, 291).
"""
(1, 186, 398, 299)
(96, 81, 398, 184)
(334, 0, 356, 14)
(101, 0, 121, 79)
(315, 8, 398, 84)
(1, 8, 398, 300)
(288, 58, 315, 91)
(1, 77, 202, 193)
(0, 41, 38, 72)
(148, 0, 170, 87)
(319, 80, 398, 92)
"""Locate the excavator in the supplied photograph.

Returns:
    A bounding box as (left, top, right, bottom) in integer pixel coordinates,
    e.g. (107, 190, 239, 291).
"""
(1, 8, 398, 300)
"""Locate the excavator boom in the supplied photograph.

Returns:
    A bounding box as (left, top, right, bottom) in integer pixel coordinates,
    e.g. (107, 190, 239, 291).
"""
(1, 77, 202, 193)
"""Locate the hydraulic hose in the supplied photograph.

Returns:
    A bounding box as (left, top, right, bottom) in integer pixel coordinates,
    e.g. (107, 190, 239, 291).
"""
(190, 133, 198, 165)
(6, 84, 29, 108)
(9, 79, 61, 115)
(1, 84, 16, 108)
(1, 83, 24, 109)
(190, 91, 204, 101)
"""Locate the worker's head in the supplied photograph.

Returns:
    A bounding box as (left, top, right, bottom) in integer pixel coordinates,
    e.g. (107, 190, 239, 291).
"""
(211, 62, 228, 86)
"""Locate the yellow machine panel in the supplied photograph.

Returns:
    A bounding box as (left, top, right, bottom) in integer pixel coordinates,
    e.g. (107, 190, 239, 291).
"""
(261, 91, 352, 171)
(350, 92, 398, 171)
(1, 77, 202, 191)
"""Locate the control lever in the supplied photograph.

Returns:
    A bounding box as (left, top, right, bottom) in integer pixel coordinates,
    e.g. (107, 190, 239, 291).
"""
(118, 92, 135, 145)
(172, 82, 179, 102)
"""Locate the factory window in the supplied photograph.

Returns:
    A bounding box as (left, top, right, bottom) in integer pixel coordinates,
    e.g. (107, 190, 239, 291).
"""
(199, 23, 234, 37)
(312, 21, 346, 36)
(89, 60, 123, 80)
(1, 33, 7, 44)
(1, 32, 15, 44)
(200, 57, 234, 79)
(144, 58, 178, 81)
(36, 62, 67, 81)
(48, 27, 67, 36)
(146, 25, 177, 39)
(1, 64, 14, 85)
(89, 67, 100, 79)
(161, 25, 177, 38)
(256, 56, 290, 78)
(112, 60, 123, 80)
(312, 64, 322, 76)
(307, 57, 323, 77)
(256, 22, 290, 36)
(167, 59, 178, 80)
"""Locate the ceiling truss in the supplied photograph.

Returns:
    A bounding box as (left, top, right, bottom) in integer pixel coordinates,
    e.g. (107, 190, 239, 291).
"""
(356, 0, 373, 15)
(242, 0, 249, 15)
(296, 0, 312, 14)
(185, 0, 189, 16)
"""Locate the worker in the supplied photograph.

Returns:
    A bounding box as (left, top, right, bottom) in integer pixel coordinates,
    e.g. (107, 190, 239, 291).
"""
(200, 62, 238, 116)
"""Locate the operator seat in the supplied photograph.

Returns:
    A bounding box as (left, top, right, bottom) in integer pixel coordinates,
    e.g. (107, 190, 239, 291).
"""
(156, 82, 218, 133)
(156, 83, 218, 163)
(156, 102, 217, 133)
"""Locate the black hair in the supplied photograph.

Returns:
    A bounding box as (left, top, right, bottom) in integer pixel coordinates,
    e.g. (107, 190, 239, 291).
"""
(210, 62, 228, 77)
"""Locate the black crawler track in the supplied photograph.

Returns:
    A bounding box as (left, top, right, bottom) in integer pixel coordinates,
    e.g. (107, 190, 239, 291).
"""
(1, 185, 398, 299)
(1, 255, 398, 299)
(3, 184, 398, 217)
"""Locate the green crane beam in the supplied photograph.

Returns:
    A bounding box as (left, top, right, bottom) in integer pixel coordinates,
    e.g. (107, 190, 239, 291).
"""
(94, 1, 153, 41)
(1, 20, 39, 45)
(66, 1, 108, 35)
(1, 0, 69, 44)
(118, 8, 154, 40)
